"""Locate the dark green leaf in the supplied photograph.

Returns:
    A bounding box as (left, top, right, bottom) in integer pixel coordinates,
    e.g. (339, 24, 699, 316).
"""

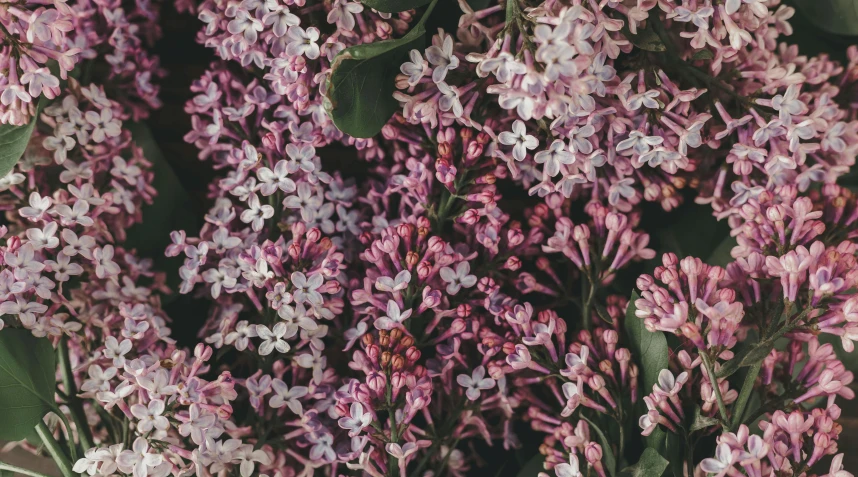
(325, 17, 430, 137)
(125, 122, 199, 302)
(655, 203, 729, 262)
(690, 49, 714, 60)
(516, 454, 545, 477)
(625, 291, 669, 393)
(707, 235, 736, 267)
(0, 114, 37, 179)
(664, 433, 684, 477)
(620, 448, 669, 477)
(716, 338, 775, 379)
(690, 406, 719, 431)
(580, 415, 617, 477)
(361, 0, 431, 12)
(0, 329, 57, 440)
(794, 0, 858, 36)
(621, 24, 666, 52)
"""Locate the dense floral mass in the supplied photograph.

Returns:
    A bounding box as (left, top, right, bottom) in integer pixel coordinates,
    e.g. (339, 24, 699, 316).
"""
(2, 0, 858, 475)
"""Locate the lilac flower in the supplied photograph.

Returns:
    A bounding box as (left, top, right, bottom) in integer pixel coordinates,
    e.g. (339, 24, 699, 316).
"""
(457, 366, 495, 400)
(498, 120, 539, 162)
(439, 261, 477, 295)
(425, 32, 459, 83)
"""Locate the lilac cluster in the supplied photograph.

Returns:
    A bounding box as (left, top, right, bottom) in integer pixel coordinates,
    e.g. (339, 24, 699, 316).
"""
(2, 0, 858, 475)
(1, 0, 164, 125)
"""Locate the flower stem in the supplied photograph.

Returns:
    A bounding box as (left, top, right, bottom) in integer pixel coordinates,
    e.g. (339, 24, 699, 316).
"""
(731, 360, 761, 429)
(0, 461, 58, 477)
(699, 351, 731, 432)
(58, 337, 95, 451)
(35, 421, 75, 477)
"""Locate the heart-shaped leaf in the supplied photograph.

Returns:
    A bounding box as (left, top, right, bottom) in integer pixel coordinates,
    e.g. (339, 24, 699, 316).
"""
(325, 0, 438, 138)
(0, 115, 37, 179)
(325, 25, 427, 138)
(0, 329, 57, 440)
(620, 448, 669, 477)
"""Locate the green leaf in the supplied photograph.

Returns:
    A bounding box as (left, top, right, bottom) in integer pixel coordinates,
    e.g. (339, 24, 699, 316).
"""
(794, 0, 858, 36)
(625, 291, 669, 393)
(621, 23, 666, 52)
(690, 49, 714, 60)
(716, 338, 775, 379)
(125, 122, 199, 302)
(655, 203, 729, 262)
(0, 114, 37, 179)
(690, 406, 719, 431)
(620, 448, 669, 477)
(325, 2, 436, 138)
(580, 415, 617, 477)
(516, 454, 545, 477)
(0, 329, 57, 440)
(707, 235, 736, 267)
(360, 0, 431, 12)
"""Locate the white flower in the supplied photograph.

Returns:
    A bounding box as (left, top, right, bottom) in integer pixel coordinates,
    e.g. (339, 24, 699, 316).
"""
(375, 269, 411, 292)
(456, 365, 495, 400)
(400, 49, 426, 86)
(291, 271, 324, 305)
(227, 9, 263, 43)
(256, 322, 294, 355)
(130, 399, 170, 433)
(224, 320, 257, 351)
(374, 300, 413, 330)
(295, 348, 326, 384)
(498, 120, 538, 162)
(425, 32, 459, 83)
(554, 454, 582, 477)
(269, 378, 308, 413)
(534, 139, 575, 178)
(81, 364, 118, 393)
(338, 402, 373, 436)
(771, 84, 806, 124)
(256, 160, 297, 195)
(93, 245, 120, 278)
(177, 404, 216, 445)
(326, 0, 363, 30)
(240, 193, 274, 232)
(285, 26, 321, 60)
(616, 130, 663, 156)
(699, 443, 736, 475)
(116, 438, 163, 477)
(437, 82, 463, 117)
(25, 221, 60, 249)
(236, 444, 271, 477)
(103, 336, 132, 367)
(439, 261, 478, 295)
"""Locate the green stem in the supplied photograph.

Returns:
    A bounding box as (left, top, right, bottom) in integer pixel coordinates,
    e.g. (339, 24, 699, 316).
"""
(58, 337, 95, 451)
(731, 360, 762, 429)
(35, 421, 75, 477)
(699, 351, 731, 432)
(416, 0, 440, 27)
(0, 461, 58, 477)
(685, 434, 694, 477)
